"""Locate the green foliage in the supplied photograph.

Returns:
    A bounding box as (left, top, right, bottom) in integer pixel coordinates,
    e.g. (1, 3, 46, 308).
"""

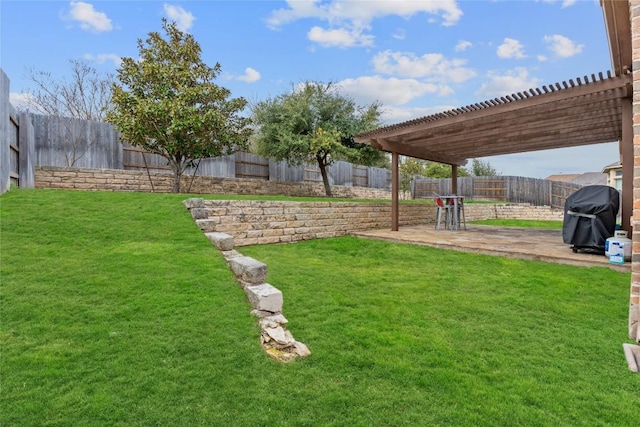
(106, 19, 252, 192)
(251, 81, 384, 196)
(471, 158, 499, 176)
(423, 161, 470, 178)
(399, 157, 425, 198)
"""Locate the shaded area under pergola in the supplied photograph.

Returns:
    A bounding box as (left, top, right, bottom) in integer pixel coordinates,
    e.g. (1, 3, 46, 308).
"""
(354, 71, 632, 234)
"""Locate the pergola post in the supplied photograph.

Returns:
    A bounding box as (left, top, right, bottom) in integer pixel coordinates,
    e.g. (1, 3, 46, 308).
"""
(451, 164, 458, 195)
(391, 151, 399, 231)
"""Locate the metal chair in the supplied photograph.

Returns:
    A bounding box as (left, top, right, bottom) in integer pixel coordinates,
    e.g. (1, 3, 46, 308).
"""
(434, 196, 452, 230)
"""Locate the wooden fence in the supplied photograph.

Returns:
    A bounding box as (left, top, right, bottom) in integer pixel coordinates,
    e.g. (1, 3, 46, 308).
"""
(121, 142, 391, 188)
(413, 176, 582, 208)
(1, 68, 36, 192)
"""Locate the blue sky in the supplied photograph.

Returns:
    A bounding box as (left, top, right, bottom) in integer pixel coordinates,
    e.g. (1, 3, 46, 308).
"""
(1, 0, 619, 178)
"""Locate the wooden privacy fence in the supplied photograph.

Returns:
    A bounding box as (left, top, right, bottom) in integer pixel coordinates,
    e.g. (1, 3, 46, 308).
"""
(121, 143, 391, 189)
(412, 176, 582, 208)
(1, 68, 36, 192)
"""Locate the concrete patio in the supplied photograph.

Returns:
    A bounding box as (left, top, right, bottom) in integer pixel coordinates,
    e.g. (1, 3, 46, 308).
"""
(352, 224, 631, 273)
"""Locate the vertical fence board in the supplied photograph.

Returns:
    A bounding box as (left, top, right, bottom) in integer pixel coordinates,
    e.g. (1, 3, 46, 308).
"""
(269, 159, 304, 182)
(235, 151, 269, 180)
(368, 167, 390, 189)
(186, 155, 235, 178)
(352, 164, 368, 187)
(330, 161, 352, 186)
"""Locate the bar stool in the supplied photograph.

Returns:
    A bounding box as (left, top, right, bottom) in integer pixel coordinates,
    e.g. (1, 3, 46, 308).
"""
(435, 196, 452, 230)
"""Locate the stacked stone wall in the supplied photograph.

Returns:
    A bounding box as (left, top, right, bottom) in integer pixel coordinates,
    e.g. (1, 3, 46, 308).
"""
(35, 166, 392, 199)
(193, 200, 434, 246)
(194, 200, 563, 247)
(465, 204, 564, 222)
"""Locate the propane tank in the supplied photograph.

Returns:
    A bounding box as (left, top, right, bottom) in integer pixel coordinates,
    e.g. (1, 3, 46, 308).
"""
(605, 230, 631, 263)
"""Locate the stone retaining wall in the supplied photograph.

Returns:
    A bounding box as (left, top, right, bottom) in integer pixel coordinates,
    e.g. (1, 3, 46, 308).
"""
(35, 166, 392, 199)
(193, 200, 563, 247)
(465, 204, 564, 222)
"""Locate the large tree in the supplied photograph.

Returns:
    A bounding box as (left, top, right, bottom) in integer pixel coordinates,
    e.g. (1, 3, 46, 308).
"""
(106, 19, 252, 193)
(251, 81, 384, 197)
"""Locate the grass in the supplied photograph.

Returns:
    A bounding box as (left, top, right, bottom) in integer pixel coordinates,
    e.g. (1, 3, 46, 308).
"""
(2, 189, 639, 426)
(469, 218, 564, 229)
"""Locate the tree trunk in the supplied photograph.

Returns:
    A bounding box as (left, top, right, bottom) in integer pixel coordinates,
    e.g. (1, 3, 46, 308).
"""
(171, 156, 184, 193)
(317, 155, 332, 197)
(172, 171, 182, 193)
(172, 167, 182, 193)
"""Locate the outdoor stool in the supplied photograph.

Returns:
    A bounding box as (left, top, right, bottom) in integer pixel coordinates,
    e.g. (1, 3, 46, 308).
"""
(435, 196, 452, 230)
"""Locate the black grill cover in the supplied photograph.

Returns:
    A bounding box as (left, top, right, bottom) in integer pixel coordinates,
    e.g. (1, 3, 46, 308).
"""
(562, 185, 619, 251)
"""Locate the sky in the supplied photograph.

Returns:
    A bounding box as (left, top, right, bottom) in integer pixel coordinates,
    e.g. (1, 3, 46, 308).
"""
(0, 0, 620, 179)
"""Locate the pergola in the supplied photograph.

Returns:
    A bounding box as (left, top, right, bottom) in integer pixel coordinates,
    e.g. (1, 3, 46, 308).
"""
(354, 0, 633, 235)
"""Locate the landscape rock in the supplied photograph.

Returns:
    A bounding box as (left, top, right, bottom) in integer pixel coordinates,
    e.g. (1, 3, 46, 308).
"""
(264, 326, 288, 344)
(245, 283, 282, 313)
(183, 198, 204, 209)
(259, 314, 288, 329)
(227, 256, 267, 285)
(205, 232, 235, 251)
(190, 208, 209, 220)
(293, 341, 311, 357)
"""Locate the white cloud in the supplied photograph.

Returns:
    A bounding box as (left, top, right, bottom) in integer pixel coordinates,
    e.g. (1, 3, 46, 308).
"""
(266, 0, 462, 29)
(379, 105, 455, 124)
(237, 67, 261, 83)
(67, 1, 112, 32)
(9, 92, 36, 111)
(266, 0, 462, 48)
(497, 38, 526, 59)
(455, 40, 472, 52)
(164, 4, 195, 32)
(538, 0, 577, 8)
(392, 28, 406, 40)
(544, 34, 583, 58)
(372, 50, 476, 83)
(83, 53, 122, 67)
(336, 75, 441, 106)
(475, 67, 541, 99)
(308, 26, 374, 48)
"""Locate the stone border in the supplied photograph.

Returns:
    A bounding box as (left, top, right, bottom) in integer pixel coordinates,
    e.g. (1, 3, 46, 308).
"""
(184, 198, 310, 363)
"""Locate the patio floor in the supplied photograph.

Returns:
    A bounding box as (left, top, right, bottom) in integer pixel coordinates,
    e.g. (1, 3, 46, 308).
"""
(352, 224, 630, 273)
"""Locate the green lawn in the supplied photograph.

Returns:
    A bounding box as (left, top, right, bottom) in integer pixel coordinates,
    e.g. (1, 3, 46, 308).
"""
(2, 189, 638, 426)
